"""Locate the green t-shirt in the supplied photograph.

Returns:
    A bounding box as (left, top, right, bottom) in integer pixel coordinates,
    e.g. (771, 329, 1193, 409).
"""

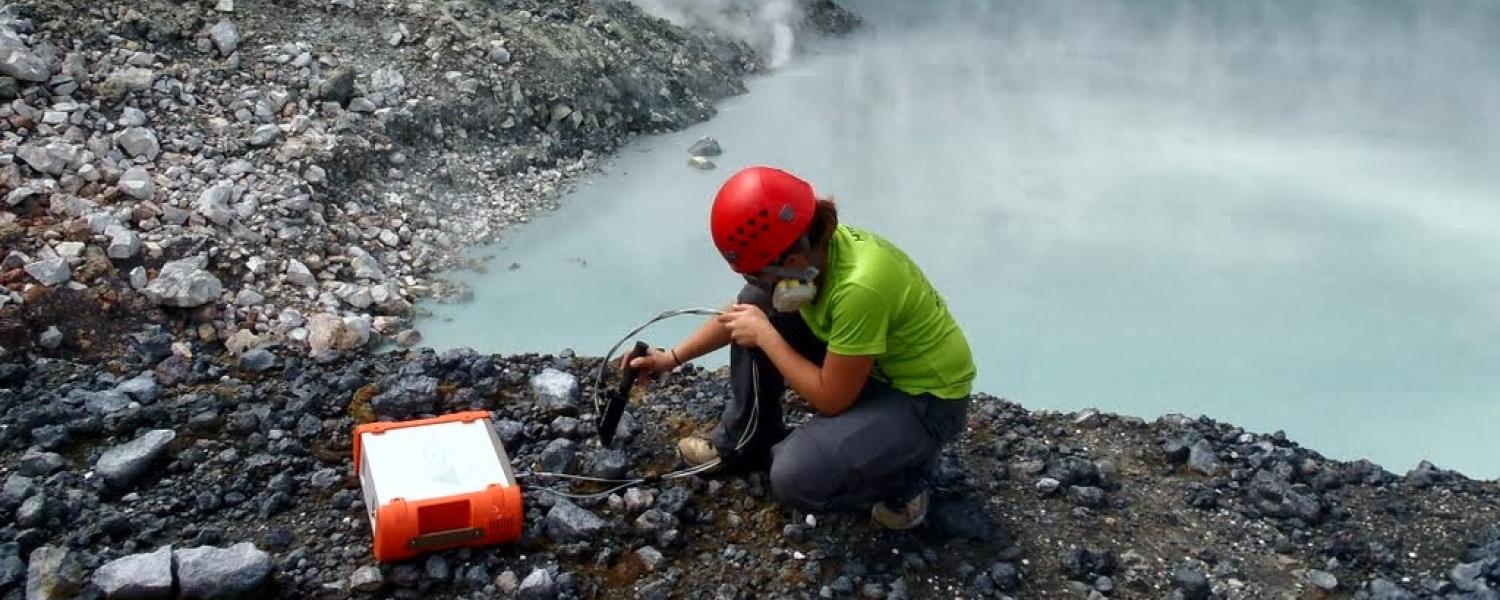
(799, 225, 976, 400)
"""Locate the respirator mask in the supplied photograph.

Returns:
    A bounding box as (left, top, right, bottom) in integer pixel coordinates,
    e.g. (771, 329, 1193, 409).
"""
(747, 264, 820, 313)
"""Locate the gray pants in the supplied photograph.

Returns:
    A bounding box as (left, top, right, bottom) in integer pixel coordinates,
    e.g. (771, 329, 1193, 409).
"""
(711, 285, 970, 511)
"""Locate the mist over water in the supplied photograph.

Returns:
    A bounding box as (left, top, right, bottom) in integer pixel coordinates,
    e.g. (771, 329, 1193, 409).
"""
(422, 0, 1500, 477)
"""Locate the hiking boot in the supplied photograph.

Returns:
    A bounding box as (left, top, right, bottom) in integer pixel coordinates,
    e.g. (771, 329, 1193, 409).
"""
(676, 435, 723, 472)
(871, 489, 929, 530)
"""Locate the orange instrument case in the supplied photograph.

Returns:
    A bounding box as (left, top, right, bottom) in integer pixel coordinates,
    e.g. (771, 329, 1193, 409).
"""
(352, 411, 524, 562)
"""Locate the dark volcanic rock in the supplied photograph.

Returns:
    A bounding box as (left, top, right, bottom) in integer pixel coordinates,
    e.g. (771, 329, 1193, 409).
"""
(1170, 562, 1212, 600)
(546, 499, 605, 543)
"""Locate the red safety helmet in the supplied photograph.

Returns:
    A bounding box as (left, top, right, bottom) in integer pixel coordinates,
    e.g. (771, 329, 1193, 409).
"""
(710, 166, 816, 274)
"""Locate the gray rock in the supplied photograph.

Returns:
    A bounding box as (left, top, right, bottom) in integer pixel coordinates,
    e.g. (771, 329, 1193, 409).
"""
(118, 167, 155, 200)
(82, 389, 131, 414)
(107, 225, 142, 259)
(175, 543, 272, 599)
(234, 288, 264, 307)
(96, 429, 176, 489)
(1170, 562, 1211, 600)
(24, 257, 69, 285)
(0, 44, 50, 82)
(394, 329, 422, 347)
(16, 493, 47, 527)
(247, 125, 279, 147)
(116, 374, 159, 403)
(349, 565, 383, 593)
(624, 488, 654, 514)
(315, 67, 355, 104)
(210, 20, 240, 57)
(369, 67, 405, 95)
(121, 107, 148, 126)
(496, 570, 519, 595)
(494, 419, 524, 445)
(197, 183, 234, 226)
(1363, 578, 1417, 600)
(143, 257, 222, 307)
(16, 141, 71, 175)
(348, 97, 377, 113)
(636, 546, 665, 571)
(517, 568, 556, 600)
(116, 127, 161, 160)
(18, 450, 66, 476)
(1305, 569, 1338, 591)
(531, 368, 579, 415)
(591, 449, 629, 480)
(285, 259, 315, 286)
(347, 246, 385, 280)
(488, 44, 511, 64)
(238, 349, 276, 372)
(545, 498, 605, 543)
(687, 156, 716, 170)
(1068, 486, 1106, 508)
(5, 186, 37, 206)
(688, 136, 722, 157)
(538, 438, 576, 474)
(1, 475, 34, 507)
(1035, 477, 1061, 496)
(370, 375, 438, 418)
(423, 555, 448, 581)
(0, 543, 21, 590)
(37, 325, 62, 349)
(1450, 561, 1487, 592)
(109, 67, 155, 92)
(1188, 439, 1220, 476)
(93, 546, 173, 599)
(130, 266, 148, 290)
(26, 546, 84, 600)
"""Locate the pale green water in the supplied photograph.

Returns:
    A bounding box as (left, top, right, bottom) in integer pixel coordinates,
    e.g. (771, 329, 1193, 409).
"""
(421, 0, 1500, 478)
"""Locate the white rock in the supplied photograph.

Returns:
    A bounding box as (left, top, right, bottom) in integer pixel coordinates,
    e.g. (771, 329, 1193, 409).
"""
(234, 288, 265, 307)
(24, 257, 70, 285)
(106, 225, 141, 259)
(247, 124, 280, 147)
(143, 256, 222, 307)
(54, 242, 85, 260)
(303, 165, 326, 185)
(38, 326, 62, 349)
(285, 259, 316, 286)
(196, 183, 234, 226)
(129, 266, 148, 290)
(115, 127, 160, 160)
(225, 329, 261, 355)
(118, 167, 155, 200)
(210, 20, 240, 57)
(347, 246, 385, 280)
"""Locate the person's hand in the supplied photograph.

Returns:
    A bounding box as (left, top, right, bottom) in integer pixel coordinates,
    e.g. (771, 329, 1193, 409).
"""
(718, 304, 776, 349)
(625, 346, 677, 382)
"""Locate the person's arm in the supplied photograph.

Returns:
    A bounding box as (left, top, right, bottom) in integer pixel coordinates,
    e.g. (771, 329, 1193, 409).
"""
(628, 306, 733, 374)
(759, 336, 874, 416)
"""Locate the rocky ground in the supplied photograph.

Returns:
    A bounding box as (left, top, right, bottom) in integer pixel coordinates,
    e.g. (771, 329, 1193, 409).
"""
(0, 347, 1497, 599)
(0, 0, 855, 361)
(2, 0, 1499, 599)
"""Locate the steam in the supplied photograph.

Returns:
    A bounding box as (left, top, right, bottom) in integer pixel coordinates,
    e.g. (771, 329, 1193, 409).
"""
(628, 0, 805, 68)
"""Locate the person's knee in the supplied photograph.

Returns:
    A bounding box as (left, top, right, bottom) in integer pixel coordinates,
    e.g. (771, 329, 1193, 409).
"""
(770, 444, 838, 511)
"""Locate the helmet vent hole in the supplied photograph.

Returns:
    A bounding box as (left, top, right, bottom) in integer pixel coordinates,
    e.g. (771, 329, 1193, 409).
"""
(759, 209, 769, 218)
(748, 218, 757, 226)
(760, 224, 770, 231)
